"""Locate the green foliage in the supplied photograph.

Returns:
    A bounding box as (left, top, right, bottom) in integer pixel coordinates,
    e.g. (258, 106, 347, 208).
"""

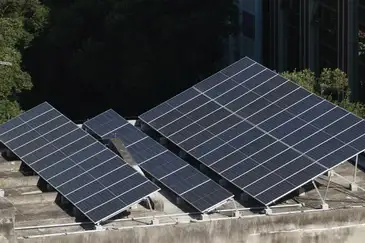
(0, 0, 48, 122)
(281, 68, 365, 118)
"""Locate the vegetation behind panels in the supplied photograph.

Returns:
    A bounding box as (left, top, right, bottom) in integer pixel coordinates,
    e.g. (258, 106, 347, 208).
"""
(0, 0, 364, 123)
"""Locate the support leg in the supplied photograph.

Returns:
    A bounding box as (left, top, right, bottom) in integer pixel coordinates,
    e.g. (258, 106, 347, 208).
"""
(312, 181, 329, 210)
(147, 198, 159, 225)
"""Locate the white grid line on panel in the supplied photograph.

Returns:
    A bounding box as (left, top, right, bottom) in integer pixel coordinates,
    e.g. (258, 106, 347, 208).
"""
(264, 150, 365, 205)
(159, 164, 189, 180)
(180, 180, 210, 195)
(29, 134, 88, 165)
(11, 115, 130, 222)
(142, 58, 255, 124)
(222, 71, 364, 155)
(125, 136, 148, 148)
(10, 109, 157, 223)
(86, 114, 233, 213)
(62, 156, 124, 194)
(192, 86, 355, 190)
(39, 147, 108, 173)
(139, 151, 168, 166)
(85, 180, 149, 214)
(213, 103, 337, 172)
(233, 57, 364, 149)
(101, 123, 129, 138)
(194, 86, 303, 159)
(217, 104, 338, 173)
(20, 126, 79, 158)
(167, 76, 285, 140)
(4, 114, 63, 144)
(254, 131, 365, 198)
(234, 113, 354, 185)
(12, 120, 72, 151)
(148, 63, 259, 123)
(75, 171, 139, 205)
(18, 112, 154, 218)
(44, 141, 99, 180)
(177, 91, 312, 148)
(0, 106, 55, 137)
(159, 71, 278, 132)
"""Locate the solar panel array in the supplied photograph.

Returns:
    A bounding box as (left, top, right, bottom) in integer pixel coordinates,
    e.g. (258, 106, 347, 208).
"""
(0, 102, 159, 223)
(84, 110, 234, 213)
(139, 57, 365, 205)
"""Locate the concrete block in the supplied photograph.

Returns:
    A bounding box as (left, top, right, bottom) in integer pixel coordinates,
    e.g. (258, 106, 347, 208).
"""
(265, 208, 273, 215)
(350, 182, 358, 192)
(0, 189, 4, 197)
(325, 170, 335, 177)
(151, 218, 159, 225)
(196, 214, 210, 221)
(219, 179, 227, 187)
(321, 203, 329, 210)
(95, 224, 104, 230)
(298, 187, 306, 196)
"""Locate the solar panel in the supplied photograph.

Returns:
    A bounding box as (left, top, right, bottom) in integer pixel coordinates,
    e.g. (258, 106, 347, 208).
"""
(83, 110, 234, 213)
(0, 102, 159, 223)
(139, 57, 365, 205)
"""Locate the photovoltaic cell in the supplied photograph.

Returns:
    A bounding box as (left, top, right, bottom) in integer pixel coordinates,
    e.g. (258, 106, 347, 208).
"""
(83, 110, 233, 213)
(0, 102, 159, 223)
(139, 57, 365, 205)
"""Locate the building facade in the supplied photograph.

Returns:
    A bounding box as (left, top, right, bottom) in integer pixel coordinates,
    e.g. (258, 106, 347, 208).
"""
(262, 0, 365, 101)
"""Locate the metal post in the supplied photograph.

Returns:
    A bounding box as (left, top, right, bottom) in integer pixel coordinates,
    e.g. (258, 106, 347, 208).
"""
(333, 171, 365, 191)
(324, 173, 332, 200)
(312, 180, 325, 205)
(354, 154, 359, 183)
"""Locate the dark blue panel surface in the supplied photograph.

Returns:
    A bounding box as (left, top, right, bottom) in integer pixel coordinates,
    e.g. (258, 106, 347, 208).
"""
(0, 103, 160, 224)
(138, 57, 365, 206)
(85, 110, 233, 213)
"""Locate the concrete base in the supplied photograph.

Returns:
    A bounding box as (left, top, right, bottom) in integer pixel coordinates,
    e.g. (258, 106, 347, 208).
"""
(298, 187, 306, 197)
(196, 214, 210, 221)
(350, 182, 358, 192)
(321, 203, 329, 210)
(151, 218, 159, 225)
(95, 224, 104, 231)
(233, 211, 240, 218)
(265, 208, 273, 215)
(0, 189, 4, 197)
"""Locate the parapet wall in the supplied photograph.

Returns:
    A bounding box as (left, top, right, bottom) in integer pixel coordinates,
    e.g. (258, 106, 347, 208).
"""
(16, 207, 365, 243)
(0, 197, 16, 243)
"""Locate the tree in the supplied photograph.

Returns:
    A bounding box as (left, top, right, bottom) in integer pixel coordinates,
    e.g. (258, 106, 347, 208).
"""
(0, 0, 48, 122)
(281, 68, 365, 118)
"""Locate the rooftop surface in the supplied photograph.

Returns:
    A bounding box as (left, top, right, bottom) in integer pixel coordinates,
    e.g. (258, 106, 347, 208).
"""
(2, 152, 365, 239)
